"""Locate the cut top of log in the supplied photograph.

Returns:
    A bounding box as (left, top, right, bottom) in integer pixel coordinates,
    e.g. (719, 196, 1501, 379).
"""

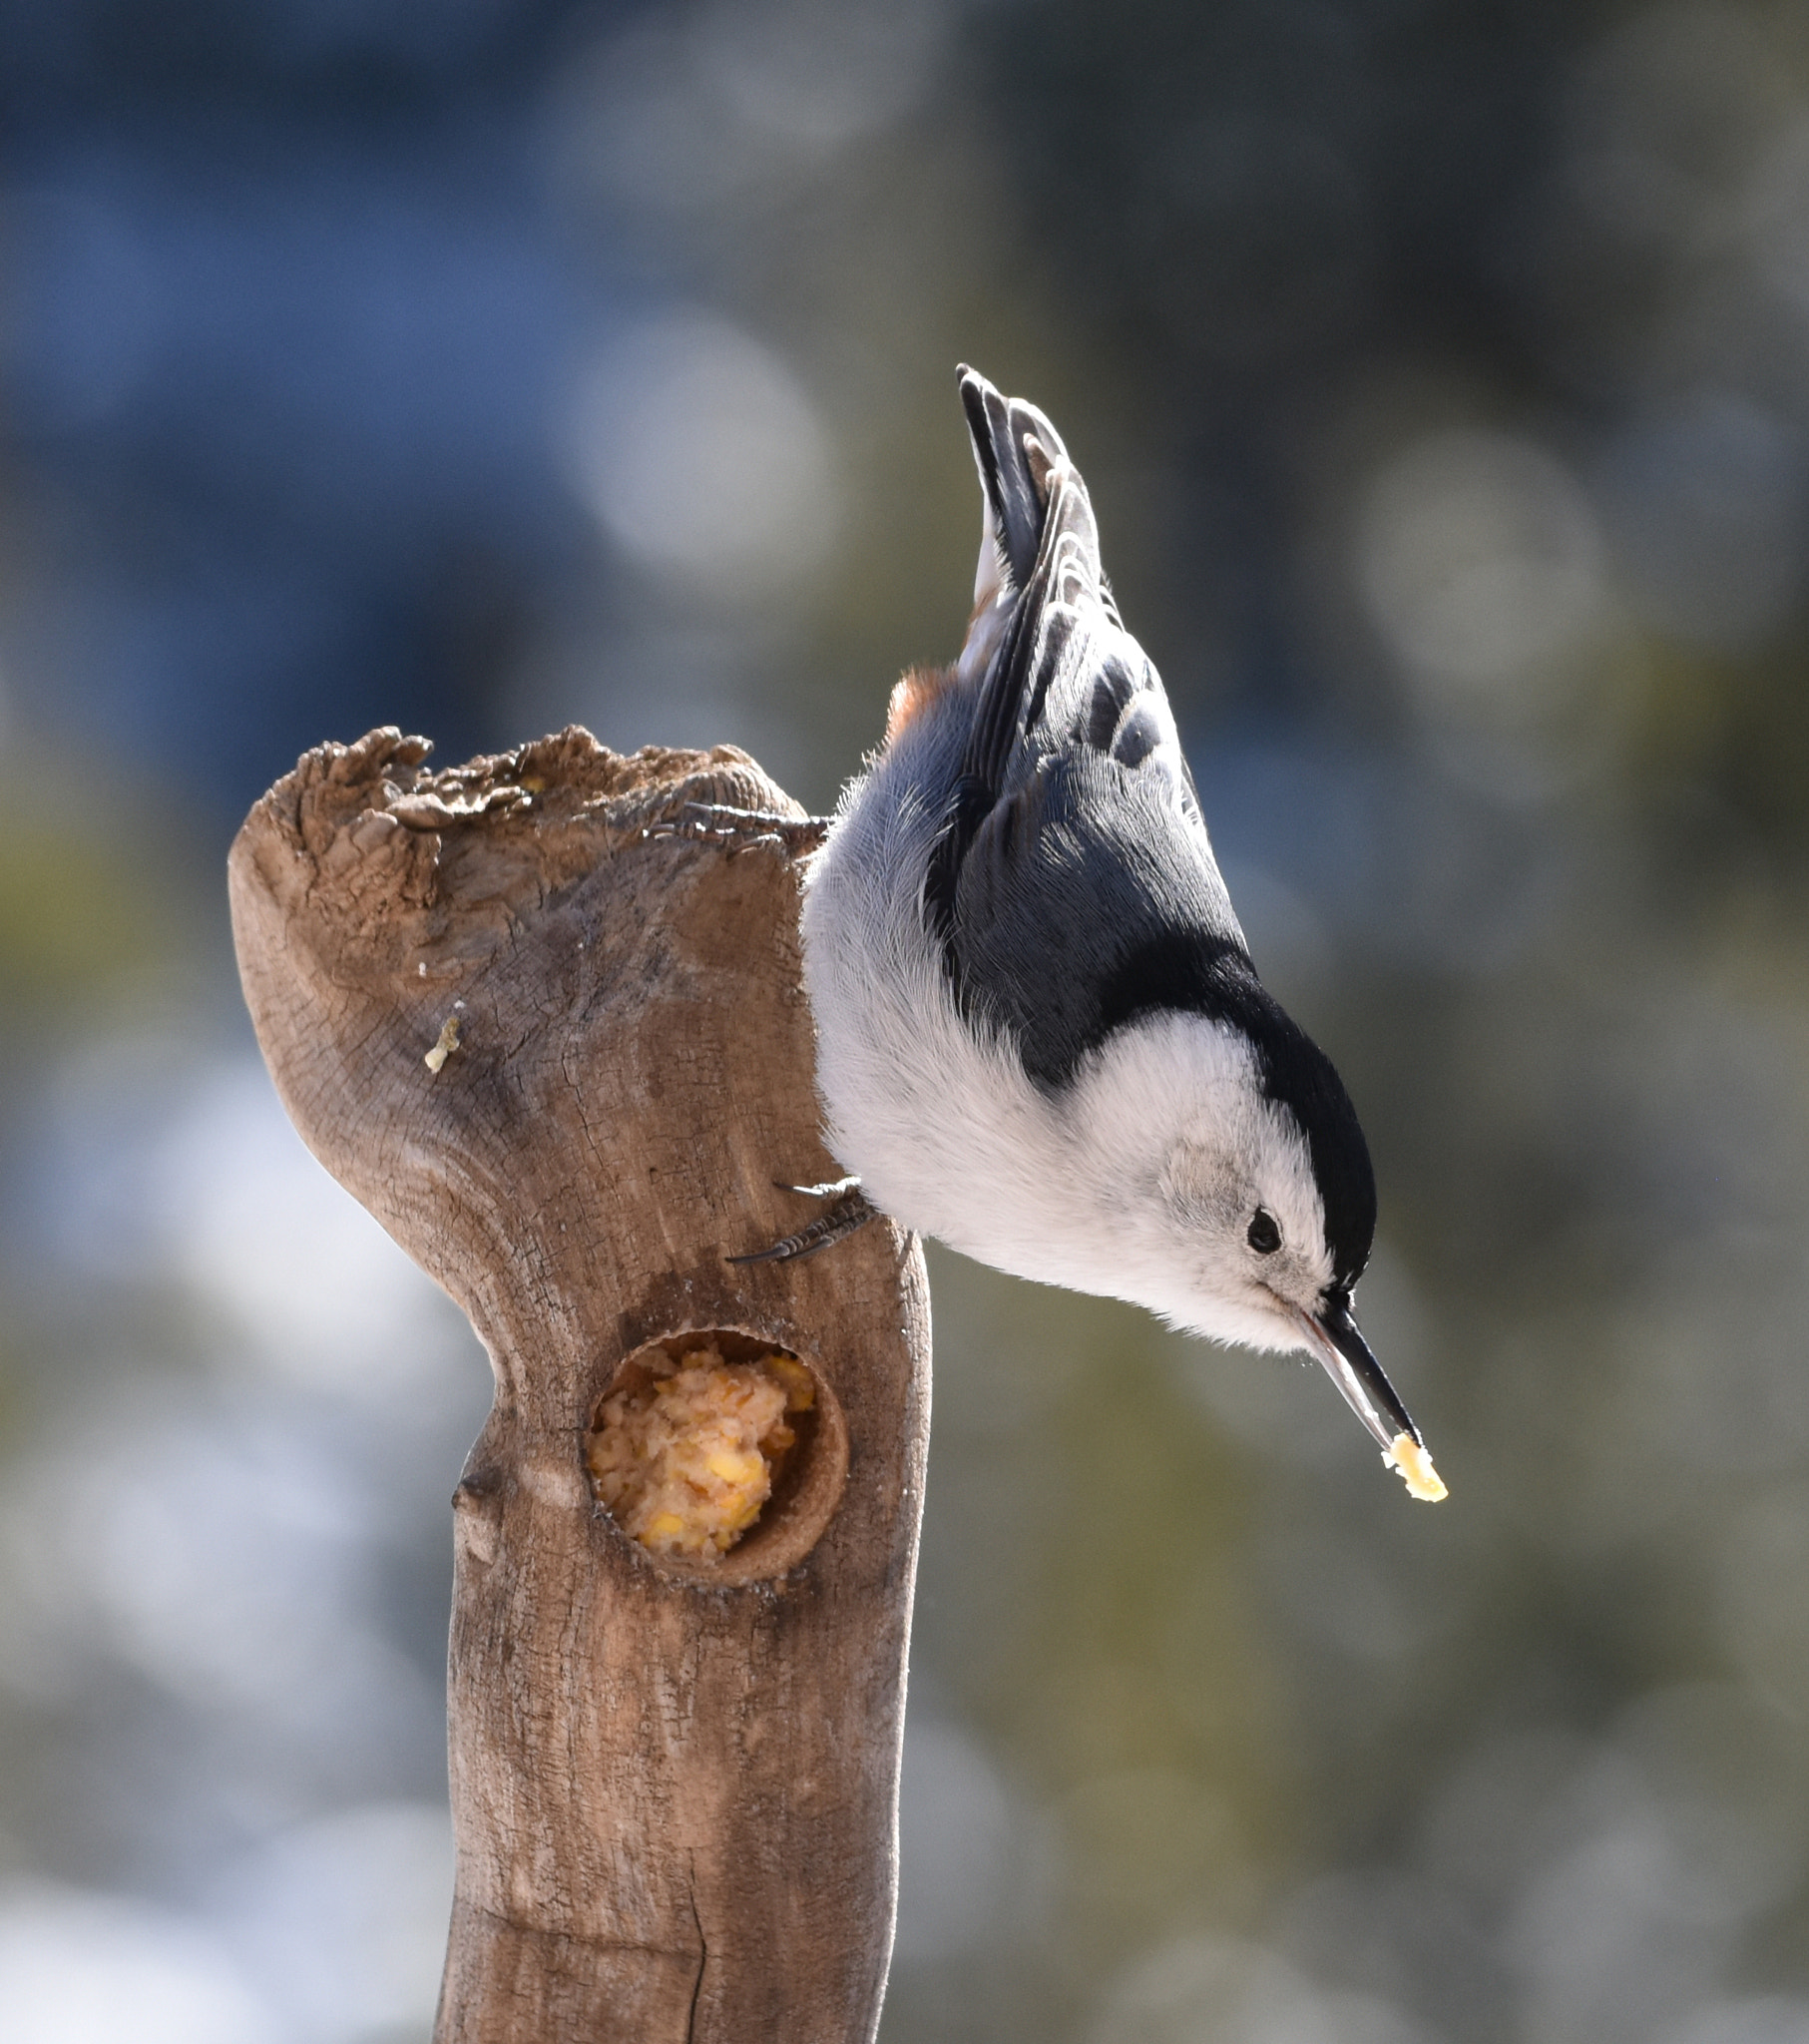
(227, 723, 877, 1426)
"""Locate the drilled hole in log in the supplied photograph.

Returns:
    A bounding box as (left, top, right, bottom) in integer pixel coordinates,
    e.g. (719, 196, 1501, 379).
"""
(585, 1329, 849, 1585)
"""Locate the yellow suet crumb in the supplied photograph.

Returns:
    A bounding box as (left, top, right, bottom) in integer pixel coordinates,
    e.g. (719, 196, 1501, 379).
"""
(586, 1343, 816, 1559)
(1386, 1432, 1448, 1502)
(423, 1015, 461, 1072)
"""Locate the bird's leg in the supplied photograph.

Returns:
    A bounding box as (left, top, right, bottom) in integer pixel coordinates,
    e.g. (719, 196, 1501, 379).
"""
(728, 1177, 879, 1265)
(641, 804, 831, 856)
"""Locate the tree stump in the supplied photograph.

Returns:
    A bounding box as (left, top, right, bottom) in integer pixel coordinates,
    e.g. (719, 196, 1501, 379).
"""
(226, 726, 932, 2044)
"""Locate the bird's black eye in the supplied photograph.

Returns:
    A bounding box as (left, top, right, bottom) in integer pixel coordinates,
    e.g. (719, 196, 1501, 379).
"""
(1247, 1209, 1281, 1255)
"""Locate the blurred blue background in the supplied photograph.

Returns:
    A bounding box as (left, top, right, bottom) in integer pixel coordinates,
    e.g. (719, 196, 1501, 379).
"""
(5, 1, 1809, 2039)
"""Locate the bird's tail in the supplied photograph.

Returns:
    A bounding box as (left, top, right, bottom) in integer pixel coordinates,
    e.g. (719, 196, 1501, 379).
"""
(956, 365, 1108, 619)
(958, 364, 1066, 595)
(958, 368, 1115, 695)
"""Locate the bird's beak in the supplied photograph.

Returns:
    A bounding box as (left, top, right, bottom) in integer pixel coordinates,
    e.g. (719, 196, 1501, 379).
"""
(1297, 1292, 1448, 1501)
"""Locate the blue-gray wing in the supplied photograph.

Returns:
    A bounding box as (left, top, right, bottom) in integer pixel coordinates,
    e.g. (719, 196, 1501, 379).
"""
(951, 737, 1247, 1089)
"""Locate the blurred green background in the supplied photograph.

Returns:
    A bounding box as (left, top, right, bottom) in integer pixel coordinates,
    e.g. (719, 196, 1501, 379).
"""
(4, 2, 1809, 2039)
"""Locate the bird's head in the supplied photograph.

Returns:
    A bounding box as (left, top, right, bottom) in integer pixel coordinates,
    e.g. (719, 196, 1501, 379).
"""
(1073, 998, 1442, 1496)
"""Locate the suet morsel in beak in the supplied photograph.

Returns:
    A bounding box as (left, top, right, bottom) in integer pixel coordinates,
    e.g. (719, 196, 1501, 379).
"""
(1300, 1292, 1448, 1502)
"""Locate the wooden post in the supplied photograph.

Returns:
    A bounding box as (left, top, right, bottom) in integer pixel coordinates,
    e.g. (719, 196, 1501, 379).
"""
(227, 726, 932, 2044)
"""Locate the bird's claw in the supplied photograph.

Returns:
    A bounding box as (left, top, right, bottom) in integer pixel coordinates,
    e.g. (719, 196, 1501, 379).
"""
(728, 1179, 877, 1265)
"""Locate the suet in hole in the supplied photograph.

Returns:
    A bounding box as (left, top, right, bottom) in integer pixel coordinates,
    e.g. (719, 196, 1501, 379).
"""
(584, 1329, 847, 1584)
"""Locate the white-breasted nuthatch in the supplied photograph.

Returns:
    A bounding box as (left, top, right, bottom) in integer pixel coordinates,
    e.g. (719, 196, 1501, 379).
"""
(748, 366, 1443, 1501)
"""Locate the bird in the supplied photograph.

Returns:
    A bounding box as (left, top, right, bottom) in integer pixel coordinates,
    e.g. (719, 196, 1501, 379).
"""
(744, 365, 1444, 1501)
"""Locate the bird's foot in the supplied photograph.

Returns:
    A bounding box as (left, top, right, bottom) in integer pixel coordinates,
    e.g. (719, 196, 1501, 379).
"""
(728, 1177, 878, 1265)
(642, 803, 831, 856)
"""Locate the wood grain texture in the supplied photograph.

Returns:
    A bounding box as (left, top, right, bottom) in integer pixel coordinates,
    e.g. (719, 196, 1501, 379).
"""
(227, 726, 932, 2044)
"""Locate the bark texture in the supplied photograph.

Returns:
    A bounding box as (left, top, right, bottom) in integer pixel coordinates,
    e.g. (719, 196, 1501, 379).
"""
(227, 727, 932, 2044)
